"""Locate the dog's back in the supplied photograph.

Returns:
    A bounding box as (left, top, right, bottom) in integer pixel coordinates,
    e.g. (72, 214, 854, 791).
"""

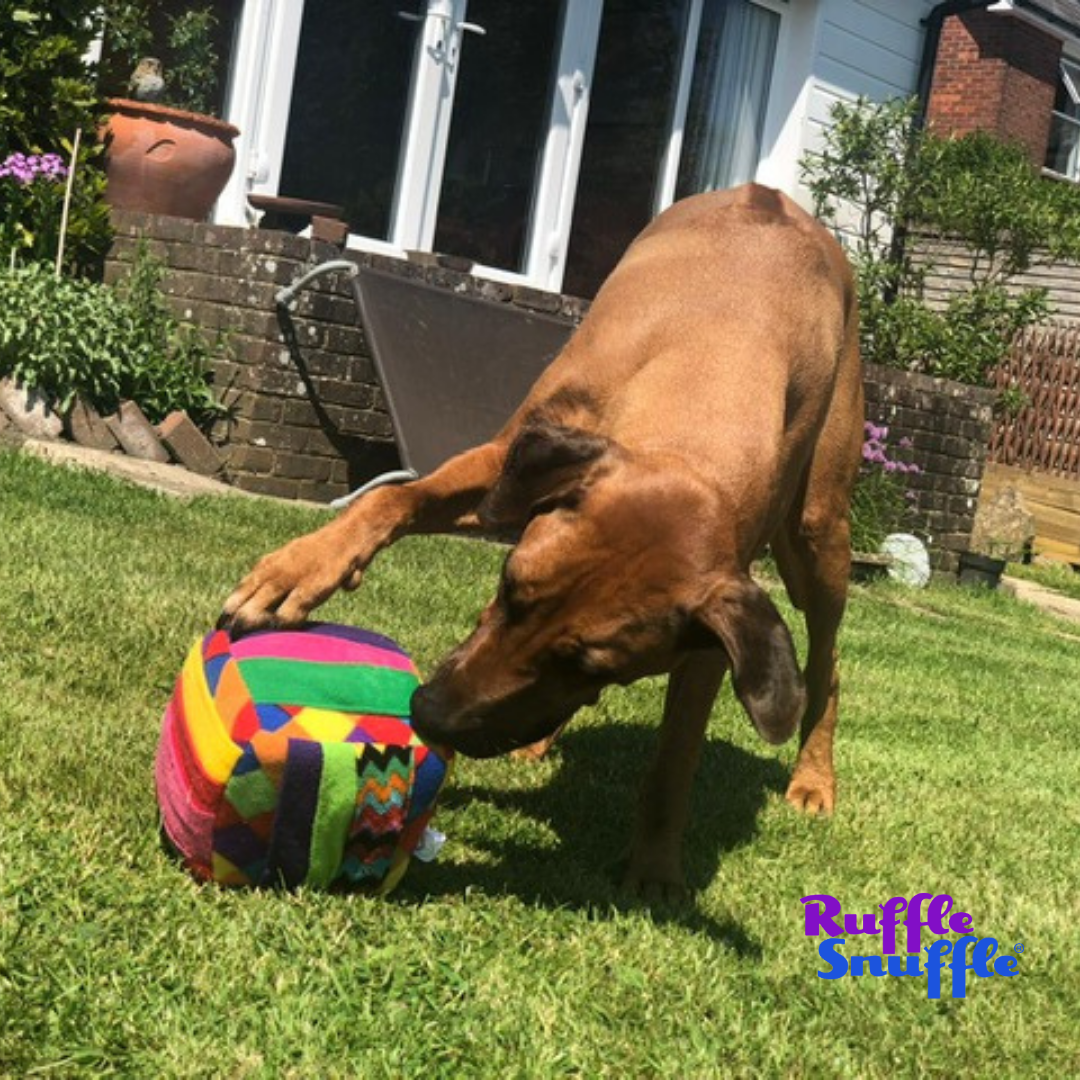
(517, 184, 860, 556)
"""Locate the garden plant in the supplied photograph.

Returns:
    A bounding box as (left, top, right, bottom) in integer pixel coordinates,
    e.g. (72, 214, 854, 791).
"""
(802, 96, 1080, 387)
(849, 420, 921, 554)
(0, 0, 111, 273)
(0, 2, 228, 428)
(100, 1, 226, 117)
(0, 243, 227, 426)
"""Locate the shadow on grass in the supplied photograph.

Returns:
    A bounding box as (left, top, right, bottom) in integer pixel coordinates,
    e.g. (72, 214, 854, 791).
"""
(401, 724, 789, 955)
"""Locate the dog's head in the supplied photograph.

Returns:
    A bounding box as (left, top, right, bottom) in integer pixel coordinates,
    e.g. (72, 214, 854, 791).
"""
(410, 423, 805, 757)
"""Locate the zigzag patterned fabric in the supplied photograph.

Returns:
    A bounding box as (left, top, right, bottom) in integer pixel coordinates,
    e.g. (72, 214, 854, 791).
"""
(156, 623, 452, 892)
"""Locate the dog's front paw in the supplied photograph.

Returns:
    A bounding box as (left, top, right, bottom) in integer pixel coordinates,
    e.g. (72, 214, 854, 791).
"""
(220, 531, 361, 634)
(622, 849, 689, 906)
(785, 768, 835, 816)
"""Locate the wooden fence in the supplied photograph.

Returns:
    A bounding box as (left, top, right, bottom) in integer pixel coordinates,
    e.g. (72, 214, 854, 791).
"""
(980, 462, 1080, 564)
(990, 323, 1080, 477)
(988, 323, 1080, 563)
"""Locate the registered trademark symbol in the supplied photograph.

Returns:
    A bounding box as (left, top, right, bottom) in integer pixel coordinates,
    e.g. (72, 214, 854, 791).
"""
(1014, 943, 1024, 954)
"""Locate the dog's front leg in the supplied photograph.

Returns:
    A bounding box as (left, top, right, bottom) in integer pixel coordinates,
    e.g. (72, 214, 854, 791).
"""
(221, 441, 507, 632)
(624, 649, 728, 902)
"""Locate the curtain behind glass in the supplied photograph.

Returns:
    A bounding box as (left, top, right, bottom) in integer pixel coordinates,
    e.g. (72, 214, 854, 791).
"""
(676, 1, 779, 197)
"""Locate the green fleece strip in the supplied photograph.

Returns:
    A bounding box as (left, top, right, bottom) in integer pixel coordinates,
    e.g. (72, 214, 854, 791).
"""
(224, 764, 278, 819)
(236, 659, 419, 715)
(307, 741, 360, 888)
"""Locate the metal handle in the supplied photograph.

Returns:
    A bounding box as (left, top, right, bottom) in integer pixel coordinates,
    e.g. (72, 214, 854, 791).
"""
(398, 10, 485, 35)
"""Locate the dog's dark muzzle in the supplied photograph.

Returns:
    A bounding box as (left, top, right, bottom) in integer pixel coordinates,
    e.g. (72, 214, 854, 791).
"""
(410, 682, 568, 759)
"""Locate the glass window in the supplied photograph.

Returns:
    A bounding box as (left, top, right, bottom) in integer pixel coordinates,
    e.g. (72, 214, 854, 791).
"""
(433, 0, 563, 272)
(563, 0, 690, 299)
(1046, 58, 1080, 181)
(675, 0, 779, 197)
(278, 0, 415, 240)
(563, 0, 782, 299)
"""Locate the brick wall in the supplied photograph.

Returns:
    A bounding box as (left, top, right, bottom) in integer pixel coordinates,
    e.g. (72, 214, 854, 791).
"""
(105, 210, 587, 501)
(863, 364, 997, 572)
(105, 212, 995, 569)
(927, 10, 1060, 164)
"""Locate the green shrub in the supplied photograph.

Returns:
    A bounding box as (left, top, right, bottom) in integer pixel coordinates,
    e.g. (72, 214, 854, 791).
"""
(0, 1, 112, 272)
(802, 97, 1080, 386)
(0, 246, 227, 426)
(100, 1, 223, 116)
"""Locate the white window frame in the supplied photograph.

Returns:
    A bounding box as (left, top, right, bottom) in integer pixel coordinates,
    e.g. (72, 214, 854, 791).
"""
(1046, 55, 1080, 182)
(217, 0, 306, 228)
(390, 0, 472, 252)
(217, 0, 789, 292)
(655, 0, 791, 214)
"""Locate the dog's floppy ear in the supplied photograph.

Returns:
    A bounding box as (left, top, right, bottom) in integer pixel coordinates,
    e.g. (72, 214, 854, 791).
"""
(688, 574, 805, 745)
(479, 423, 611, 528)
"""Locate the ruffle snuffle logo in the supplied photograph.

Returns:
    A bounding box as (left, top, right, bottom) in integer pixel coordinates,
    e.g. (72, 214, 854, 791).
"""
(802, 893, 1023, 999)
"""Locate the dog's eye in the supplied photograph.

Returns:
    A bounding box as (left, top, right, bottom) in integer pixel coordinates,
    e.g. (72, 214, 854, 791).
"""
(498, 570, 530, 621)
(554, 639, 610, 678)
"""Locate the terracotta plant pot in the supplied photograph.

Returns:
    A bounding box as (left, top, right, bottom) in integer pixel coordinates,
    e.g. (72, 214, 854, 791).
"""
(102, 98, 240, 221)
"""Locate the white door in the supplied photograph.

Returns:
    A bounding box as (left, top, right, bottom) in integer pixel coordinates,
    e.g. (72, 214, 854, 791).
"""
(218, 0, 791, 295)
(219, 0, 601, 290)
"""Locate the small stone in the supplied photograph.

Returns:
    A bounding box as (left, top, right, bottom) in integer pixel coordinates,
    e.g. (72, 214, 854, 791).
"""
(0, 378, 63, 439)
(970, 487, 1035, 561)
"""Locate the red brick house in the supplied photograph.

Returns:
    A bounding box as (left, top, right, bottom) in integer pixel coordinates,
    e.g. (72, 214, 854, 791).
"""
(924, 0, 1080, 177)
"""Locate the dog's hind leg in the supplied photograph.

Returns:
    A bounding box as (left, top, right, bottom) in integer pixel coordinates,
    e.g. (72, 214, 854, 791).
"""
(774, 352, 863, 815)
(772, 498, 850, 816)
(624, 648, 728, 900)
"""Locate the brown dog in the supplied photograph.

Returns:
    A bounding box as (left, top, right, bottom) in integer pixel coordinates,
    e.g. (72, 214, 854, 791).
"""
(221, 184, 864, 899)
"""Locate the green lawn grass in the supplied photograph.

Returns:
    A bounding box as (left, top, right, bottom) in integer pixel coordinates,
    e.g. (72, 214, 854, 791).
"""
(2, 447, 1078, 1078)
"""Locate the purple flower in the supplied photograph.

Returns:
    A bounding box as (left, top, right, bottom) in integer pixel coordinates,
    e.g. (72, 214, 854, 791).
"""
(0, 150, 67, 185)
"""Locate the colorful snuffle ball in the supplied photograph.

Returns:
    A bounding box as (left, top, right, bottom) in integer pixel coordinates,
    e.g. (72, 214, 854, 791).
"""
(155, 623, 452, 893)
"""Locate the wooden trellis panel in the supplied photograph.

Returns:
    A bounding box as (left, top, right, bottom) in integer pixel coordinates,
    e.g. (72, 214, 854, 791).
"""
(990, 323, 1080, 478)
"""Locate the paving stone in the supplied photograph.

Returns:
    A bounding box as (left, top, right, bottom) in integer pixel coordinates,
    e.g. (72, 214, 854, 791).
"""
(0, 379, 63, 439)
(105, 401, 171, 463)
(157, 410, 225, 476)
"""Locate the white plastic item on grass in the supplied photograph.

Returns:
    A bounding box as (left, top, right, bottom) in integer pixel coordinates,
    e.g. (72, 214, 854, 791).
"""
(413, 827, 447, 863)
(881, 533, 931, 587)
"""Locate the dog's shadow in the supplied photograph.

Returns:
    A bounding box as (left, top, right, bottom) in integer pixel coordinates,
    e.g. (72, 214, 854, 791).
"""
(400, 723, 789, 953)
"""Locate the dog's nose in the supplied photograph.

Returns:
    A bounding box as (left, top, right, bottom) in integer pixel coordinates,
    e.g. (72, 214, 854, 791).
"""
(410, 684, 448, 743)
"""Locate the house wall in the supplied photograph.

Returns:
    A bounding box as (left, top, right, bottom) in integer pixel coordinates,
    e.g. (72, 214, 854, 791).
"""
(926, 9, 1061, 163)
(916, 234, 1080, 324)
(105, 209, 995, 571)
(791, 0, 934, 218)
(801, 0, 933, 155)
